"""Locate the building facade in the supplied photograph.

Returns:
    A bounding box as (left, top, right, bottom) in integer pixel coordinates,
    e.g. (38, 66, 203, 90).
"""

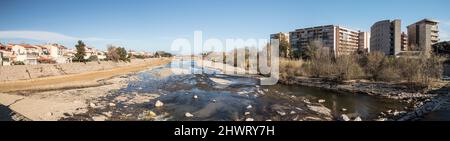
(407, 19, 439, 56)
(370, 19, 402, 56)
(401, 32, 409, 51)
(289, 25, 360, 57)
(358, 32, 371, 52)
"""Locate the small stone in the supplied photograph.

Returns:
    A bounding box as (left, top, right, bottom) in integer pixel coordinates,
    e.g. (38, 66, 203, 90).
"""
(155, 100, 164, 107)
(92, 115, 107, 121)
(245, 118, 254, 121)
(246, 105, 253, 109)
(277, 111, 286, 116)
(212, 99, 216, 103)
(339, 114, 350, 121)
(102, 112, 112, 117)
(89, 103, 96, 108)
(266, 119, 272, 121)
(318, 99, 326, 103)
(147, 111, 157, 117)
(341, 108, 347, 112)
(290, 111, 296, 114)
(46, 112, 53, 116)
(354, 116, 362, 121)
(109, 103, 116, 107)
(193, 95, 198, 99)
(244, 112, 250, 115)
(185, 112, 194, 118)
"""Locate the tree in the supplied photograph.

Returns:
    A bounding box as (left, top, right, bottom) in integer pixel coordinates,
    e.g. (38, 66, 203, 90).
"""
(302, 40, 322, 60)
(107, 45, 120, 62)
(277, 33, 291, 58)
(74, 40, 86, 62)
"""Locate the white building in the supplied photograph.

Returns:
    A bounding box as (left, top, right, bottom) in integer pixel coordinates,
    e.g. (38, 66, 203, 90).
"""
(9, 44, 41, 65)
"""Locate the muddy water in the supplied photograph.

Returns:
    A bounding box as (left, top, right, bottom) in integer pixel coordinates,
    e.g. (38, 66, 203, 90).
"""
(67, 61, 408, 121)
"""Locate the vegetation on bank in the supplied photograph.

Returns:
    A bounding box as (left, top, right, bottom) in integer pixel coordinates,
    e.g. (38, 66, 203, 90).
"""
(201, 40, 447, 89)
(279, 46, 445, 89)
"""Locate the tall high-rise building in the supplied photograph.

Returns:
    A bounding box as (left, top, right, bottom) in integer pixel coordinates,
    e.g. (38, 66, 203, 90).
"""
(358, 32, 370, 52)
(289, 25, 360, 57)
(401, 32, 409, 51)
(370, 19, 402, 56)
(407, 19, 439, 56)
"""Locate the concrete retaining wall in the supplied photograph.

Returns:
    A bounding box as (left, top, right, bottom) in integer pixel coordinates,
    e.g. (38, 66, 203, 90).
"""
(0, 59, 151, 82)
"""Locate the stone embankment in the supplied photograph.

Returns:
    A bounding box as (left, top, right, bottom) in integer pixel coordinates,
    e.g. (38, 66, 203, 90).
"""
(0, 59, 154, 82)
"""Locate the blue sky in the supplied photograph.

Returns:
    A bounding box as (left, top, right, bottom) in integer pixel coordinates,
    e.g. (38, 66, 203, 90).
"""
(1, 0, 449, 53)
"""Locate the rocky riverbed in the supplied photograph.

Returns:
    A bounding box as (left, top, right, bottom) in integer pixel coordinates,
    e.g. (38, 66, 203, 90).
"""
(279, 76, 450, 121)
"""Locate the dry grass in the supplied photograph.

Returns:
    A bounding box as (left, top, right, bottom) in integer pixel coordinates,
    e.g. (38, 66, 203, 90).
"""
(279, 58, 306, 80)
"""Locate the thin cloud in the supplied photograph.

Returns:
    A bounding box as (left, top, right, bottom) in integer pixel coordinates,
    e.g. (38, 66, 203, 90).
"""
(0, 30, 117, 42)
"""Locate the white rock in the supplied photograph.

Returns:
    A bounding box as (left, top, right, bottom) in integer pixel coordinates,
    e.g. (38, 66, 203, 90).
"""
(387, 110, 392, 113)
(246, 105, 253, 109)
(109, 103, 116, 107)
(266, 119, 272, 121)
(341, 108, 347, 112)
(193, 95, 198, 99)
(102, 112, 112, 117)
(277, 111, 286, 116)
(147, 111, 157, 117)
(212, 99, 216, 103)
(354, 116, 362, 121)
(92, 115, 107, 121)
(89, 103, 96, 108)
(46, 112, 53, 116)
(244, 112, 250, 115)
(290, 111, 296, 114)
(339, 114, 350, 121)
(185, 112, 194, 118)
(245, 118, 254, 121)
(155, 100, 164, 107)
(318, 99, 326, 103)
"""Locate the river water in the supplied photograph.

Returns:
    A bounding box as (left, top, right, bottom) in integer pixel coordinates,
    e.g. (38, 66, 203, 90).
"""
(71, 60, 412, 121)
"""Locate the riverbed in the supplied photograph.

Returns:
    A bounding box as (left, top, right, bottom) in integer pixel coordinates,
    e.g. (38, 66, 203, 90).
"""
(57, 60, 414, 121)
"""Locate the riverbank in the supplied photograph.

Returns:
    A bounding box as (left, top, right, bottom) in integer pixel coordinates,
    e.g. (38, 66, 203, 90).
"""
(279, 76, 449, 121)
(0, 58, 171, 93)
(0, 58, 171, 121)
(201, 59, 450, 121)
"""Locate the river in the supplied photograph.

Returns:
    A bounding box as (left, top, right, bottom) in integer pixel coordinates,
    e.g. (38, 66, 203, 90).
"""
(60, 60, 416, 121)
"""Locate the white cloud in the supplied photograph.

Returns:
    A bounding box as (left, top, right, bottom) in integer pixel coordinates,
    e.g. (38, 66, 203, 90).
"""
(0, 30, 116, 42)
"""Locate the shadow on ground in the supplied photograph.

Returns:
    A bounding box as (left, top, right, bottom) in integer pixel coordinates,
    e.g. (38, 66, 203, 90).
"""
(0, 105, 13, 121)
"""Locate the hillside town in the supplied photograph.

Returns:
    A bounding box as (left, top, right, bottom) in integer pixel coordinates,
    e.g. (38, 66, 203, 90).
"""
(0, 43, 157, 66)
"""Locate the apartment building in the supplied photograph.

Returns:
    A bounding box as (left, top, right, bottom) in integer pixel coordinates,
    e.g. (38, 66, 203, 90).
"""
(407, 19, 439, 56)
(358, 32, 371, 52)
(401, 32, 409, 51)
(370, 19, 402, 56)
(40, 44, 69, 63)
(9, 44, 41, 65)
(289, 25, 360, 57)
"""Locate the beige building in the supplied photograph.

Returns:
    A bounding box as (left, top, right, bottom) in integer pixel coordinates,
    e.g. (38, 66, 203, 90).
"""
(401, 32, 409, 51)
(289, 25, 360, 57)
(407, 19, 439, 56)
(370, 19, 402, 56)
(358, 32, 370, 52)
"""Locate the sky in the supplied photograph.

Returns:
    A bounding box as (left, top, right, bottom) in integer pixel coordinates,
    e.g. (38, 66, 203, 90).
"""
(1, 0, 449, 53)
